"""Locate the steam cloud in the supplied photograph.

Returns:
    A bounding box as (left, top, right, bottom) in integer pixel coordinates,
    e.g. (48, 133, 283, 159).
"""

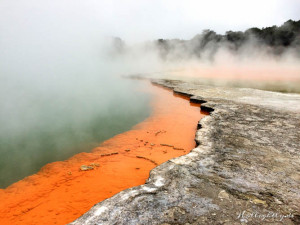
(112, 20, 300, 83)
(0, 0, 299, 188)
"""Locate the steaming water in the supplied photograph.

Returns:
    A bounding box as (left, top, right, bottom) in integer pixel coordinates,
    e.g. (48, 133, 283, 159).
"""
(0, 73, 151, 188)
(0, 4, 155, 188)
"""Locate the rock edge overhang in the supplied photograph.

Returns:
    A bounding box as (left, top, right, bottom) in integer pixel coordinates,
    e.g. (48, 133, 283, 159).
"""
(70, 79, 300, 225)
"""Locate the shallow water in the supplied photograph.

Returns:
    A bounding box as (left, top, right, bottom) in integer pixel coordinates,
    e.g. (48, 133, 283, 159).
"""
(0, 77, 151, 188)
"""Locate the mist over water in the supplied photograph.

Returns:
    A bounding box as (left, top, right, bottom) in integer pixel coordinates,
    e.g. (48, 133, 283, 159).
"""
(0, 43, 153, 188)
(114, 22, 300, 94)
(0, 17, 155, 188)
(0, 74, 151, 188)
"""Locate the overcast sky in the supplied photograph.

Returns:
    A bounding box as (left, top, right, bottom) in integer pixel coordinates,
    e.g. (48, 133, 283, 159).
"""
(1, 0, 300, 43)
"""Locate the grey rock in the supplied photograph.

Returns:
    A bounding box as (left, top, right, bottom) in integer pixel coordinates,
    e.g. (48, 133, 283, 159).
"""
(70, 79, 300, 225)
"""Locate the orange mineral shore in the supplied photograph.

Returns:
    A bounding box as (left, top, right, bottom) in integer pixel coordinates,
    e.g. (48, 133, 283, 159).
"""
(0, 83, 207, 225)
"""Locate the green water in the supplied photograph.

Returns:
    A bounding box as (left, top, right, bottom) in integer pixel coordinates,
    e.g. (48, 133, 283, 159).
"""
(0, 78, 151, 188)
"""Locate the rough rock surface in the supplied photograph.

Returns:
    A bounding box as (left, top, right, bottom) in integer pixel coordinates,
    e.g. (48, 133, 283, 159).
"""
(70, 79, 300, 225)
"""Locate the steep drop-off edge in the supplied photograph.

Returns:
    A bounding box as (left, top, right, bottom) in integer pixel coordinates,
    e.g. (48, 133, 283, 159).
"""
(70, 79, 300, 225)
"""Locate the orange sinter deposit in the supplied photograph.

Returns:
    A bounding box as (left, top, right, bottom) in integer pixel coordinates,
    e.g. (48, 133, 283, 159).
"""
(0, 83, 207, 225)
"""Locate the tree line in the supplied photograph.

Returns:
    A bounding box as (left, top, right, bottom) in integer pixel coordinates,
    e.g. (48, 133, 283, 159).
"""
(155, 19, 300, 60)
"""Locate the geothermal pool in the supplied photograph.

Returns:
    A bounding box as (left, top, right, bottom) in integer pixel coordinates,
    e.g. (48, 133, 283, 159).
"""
(0, 78, 151, 188)
(0, 82, 207, 225)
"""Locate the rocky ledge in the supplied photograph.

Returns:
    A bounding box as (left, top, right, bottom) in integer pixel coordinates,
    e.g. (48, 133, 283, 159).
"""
(70, 79, 300, 225)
